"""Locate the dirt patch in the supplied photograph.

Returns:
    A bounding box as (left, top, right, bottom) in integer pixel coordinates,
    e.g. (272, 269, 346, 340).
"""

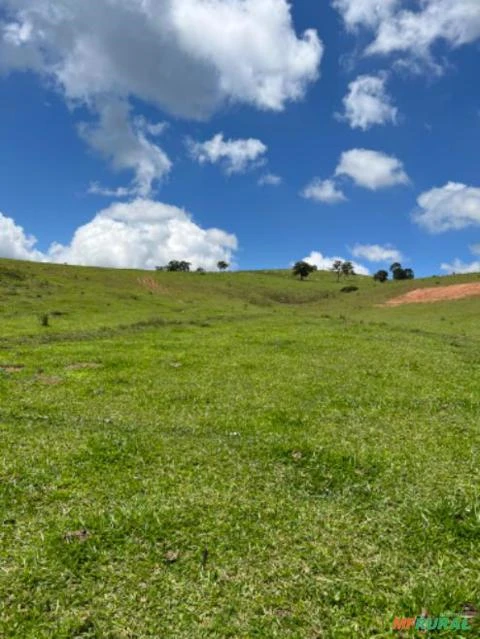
(137, 277, 168, 294)
(36, 374, 63, 385)
(0, 364, 24, 373)
(65, 362, 102, 371)
(385, 283, 480, 306)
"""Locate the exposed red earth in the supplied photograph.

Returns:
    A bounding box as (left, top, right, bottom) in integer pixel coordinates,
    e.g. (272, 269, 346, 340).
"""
(384, 282, 480, 306)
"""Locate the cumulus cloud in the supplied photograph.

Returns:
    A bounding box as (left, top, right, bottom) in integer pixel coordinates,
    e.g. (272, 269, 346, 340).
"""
(338, 73, 398, 130)
(350, 243, 403, 262)
(188, 133, 267, 174)
(332, 0, 400, 31)
(333, 0, 480, 69)
(0, 1, 322, 193)
(0, 0, 322, 116)
(440, 259, 480, 274)
(302, 251, 369, 275)
(79, 100, 172, 197)
(258, 173, 282, 186)
(0, 213, 44, 261)
(301, 178, 347, 203)
(0, 201, 237, 270)
(413, 182, 480, 233)
(335, 148, 409, 190)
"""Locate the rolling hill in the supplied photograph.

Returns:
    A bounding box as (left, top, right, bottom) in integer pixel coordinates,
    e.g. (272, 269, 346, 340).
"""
(1, 258, 480, 637)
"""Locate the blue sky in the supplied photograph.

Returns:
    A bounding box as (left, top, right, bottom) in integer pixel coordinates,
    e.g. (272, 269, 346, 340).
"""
(0, 0, 479, 275)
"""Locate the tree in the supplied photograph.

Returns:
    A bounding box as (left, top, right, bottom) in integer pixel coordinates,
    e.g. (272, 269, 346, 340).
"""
(390, 262, 401, 274)
(165, 260, 191, 272)
(331, 260, 343, 281)
(390, 263, 415, 280)
(217, 260, 229, 271)
(341, 260, 355, 278)
(293, 261, 316, 281)
(373, 269, 389, 283)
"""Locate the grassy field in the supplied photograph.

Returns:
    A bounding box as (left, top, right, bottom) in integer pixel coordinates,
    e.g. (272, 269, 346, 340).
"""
(1, 258, 480, 638)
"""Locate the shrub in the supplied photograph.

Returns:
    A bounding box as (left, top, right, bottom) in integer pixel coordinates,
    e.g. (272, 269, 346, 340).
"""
(340, 285, 358, 293)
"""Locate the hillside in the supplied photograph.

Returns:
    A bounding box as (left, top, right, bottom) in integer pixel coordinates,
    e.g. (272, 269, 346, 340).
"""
(1, 258, 480, 638)
(1, 257, 480, 339)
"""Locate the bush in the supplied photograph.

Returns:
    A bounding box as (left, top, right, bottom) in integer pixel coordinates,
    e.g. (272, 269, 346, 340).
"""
(340, 285, 358, 293)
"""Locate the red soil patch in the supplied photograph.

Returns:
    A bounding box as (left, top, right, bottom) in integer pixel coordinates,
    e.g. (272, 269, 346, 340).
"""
(385, 282, 480, 306)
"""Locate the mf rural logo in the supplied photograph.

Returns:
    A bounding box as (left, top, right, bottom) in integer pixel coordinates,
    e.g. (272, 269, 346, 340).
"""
(393, 615, 472, 631)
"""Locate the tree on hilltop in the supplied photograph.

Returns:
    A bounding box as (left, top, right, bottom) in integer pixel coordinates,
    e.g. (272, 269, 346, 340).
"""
(331, 260, 343, 281)
(390, 263, 415, 280)
(390, 262, 401, 274)
(217, 260, 229, 271)
(373, 269, 389, 282)
(341, 261, 355, 278)
(293, 261, 316, 281)
(165, 260, 191, 272)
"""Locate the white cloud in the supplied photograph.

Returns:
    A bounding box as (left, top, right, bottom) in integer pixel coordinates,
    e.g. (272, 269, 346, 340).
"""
(134, 117, 169, 137)
(440, 259, 480, 274)
(332, 0, 400, 31)
(413, 182, 480, 233)
(470, 243, 480, 255)
(0, 1, 321, 194)
(188, 133, 267, 174)
(335, 148, 409, 190)
(0, 0, 322, 117)
(0, 201, 237, 270)
(0, 213, 43, 261)
(87, 183, 135, 199)
(338, 73, 398, 130)
(368, 0, 480, 58)
(303, 251, 369, 275)
(333, 0, 480, 69)
(79, 100, 172, 198)
(301, 178, 347, 203)
(350, 243, 403, 262)
(258, 173, 282, 186)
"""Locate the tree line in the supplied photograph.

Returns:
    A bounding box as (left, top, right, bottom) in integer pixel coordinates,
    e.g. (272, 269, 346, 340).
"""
(293, 260, 414, 281)
(373, 263, 414, 282)
(156, 260, 229, 272)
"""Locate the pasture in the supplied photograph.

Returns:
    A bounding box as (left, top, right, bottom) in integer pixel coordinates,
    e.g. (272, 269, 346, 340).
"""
(1, 258, 479, 637)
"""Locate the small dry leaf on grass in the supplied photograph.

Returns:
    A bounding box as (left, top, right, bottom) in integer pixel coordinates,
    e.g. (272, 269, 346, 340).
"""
(169, 362, 182, 368)
(461, 604, 478, 618)
(273, 608, 292, 618)
(64, 529, 90, 543)
(291, 451, 303, 461)
(164, 550, 180, 564)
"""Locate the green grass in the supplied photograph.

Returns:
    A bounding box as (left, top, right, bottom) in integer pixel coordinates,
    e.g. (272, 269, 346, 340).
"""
(1, 258, 480, 637)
